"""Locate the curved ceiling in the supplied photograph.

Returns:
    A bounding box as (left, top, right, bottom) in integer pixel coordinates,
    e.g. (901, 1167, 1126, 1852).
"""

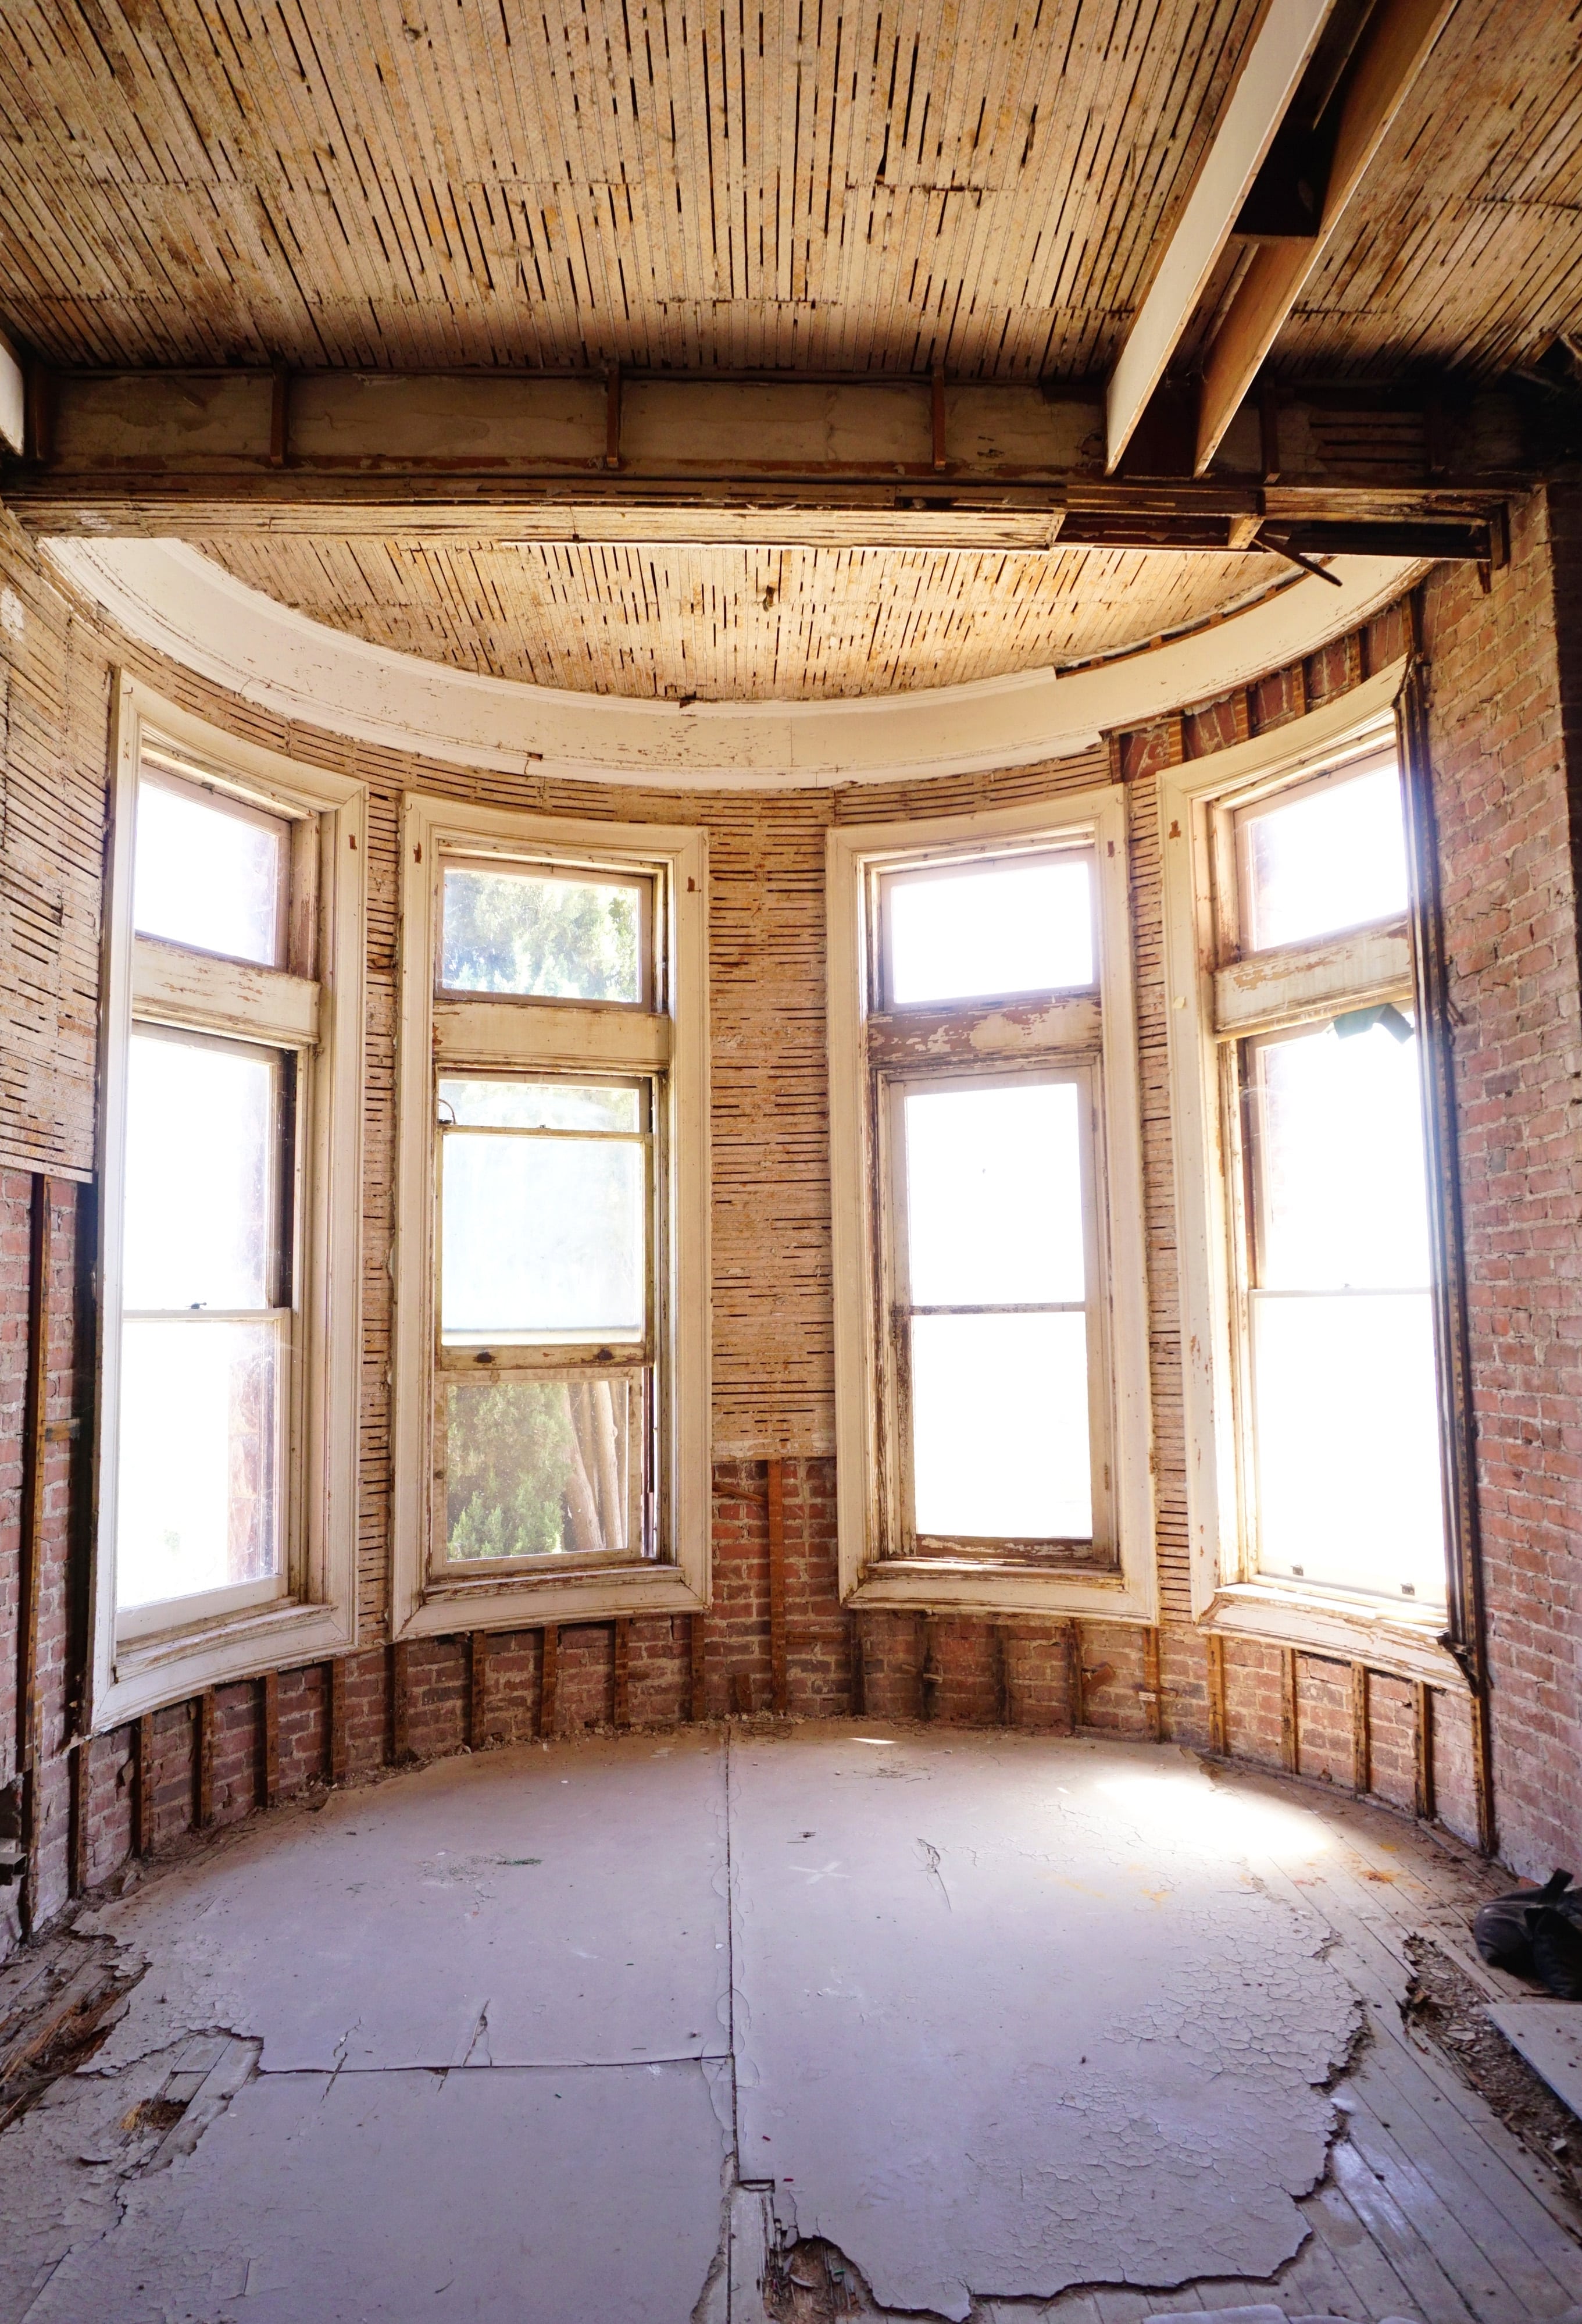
(197, 539, 1292, 703)
(48, 538, 1417, 789)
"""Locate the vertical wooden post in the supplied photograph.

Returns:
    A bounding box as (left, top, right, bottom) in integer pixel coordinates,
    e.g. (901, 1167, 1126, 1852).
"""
(1205, 1633, 1228, 1757)
(1280, 1646, 1299, 1776)
(689, 1613, 708, 1722)
(538, 1626, 559, 1741)
(1412, 1680, 1435, 1822)
(766, 1457, 788, 1715)
(328, 1658, 349, 1785)
(194, 1690, 216, 1830)
(132, 1713, 155, 1858)
(16, 1176, 51, 1931)
(613, 1619, 631, 1729)
(390, 1639, 412, 1763)
(1349, 1662, 1371, 1798)
(919, 1616, 939, 1721)
(1065, 1620, 1085, 1735)
(1141, 1626, 1163, 1742)
(259, 1670, 280, 1808)
(469, 1632, 489, 1750)
(67, 1735, 89, 1898)
(1470, 1689, 1496, 1856)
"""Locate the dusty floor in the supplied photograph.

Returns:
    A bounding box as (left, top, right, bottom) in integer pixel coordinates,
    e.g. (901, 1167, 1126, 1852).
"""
(1, 1723, 1579, 2324)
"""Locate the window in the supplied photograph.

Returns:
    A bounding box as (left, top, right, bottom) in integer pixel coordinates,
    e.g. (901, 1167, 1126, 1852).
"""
(1161, 668, 1459, 1661)
(392, 801, 708, 1639)
(94, 683, 365, 1727)
(827, 792, 1155, 1619)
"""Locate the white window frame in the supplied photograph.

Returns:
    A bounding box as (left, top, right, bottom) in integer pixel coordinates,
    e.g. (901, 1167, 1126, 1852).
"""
(391, 796, 710, 1638)
(828, 789, 1156, 1619)
(1160, 659, 1465, 1685)
(91, 679, 366, 1729)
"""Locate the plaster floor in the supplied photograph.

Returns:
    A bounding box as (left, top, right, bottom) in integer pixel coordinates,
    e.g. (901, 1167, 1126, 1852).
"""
(2, 1723, 1580, 2324)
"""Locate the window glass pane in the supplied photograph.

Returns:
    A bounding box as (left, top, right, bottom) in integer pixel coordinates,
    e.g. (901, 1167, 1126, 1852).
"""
(116, 1316, 282, 1608)
(438, 1077, 640, 1133)
(1252, 1019, 1430, 1291)
(134, 778, 285, 967)
(123, 1035, 277, 1312)
(444, 1374, 641, 1560)
(904, 1082, 1084, 1306)
(886, 854, 1093, 1005)
(1251, 1290, 1445, 1602)
(441, 864, 643, 1001)
(910, 1312, 1091, 1539)
(441, 1127, 645, 1343)
(1240, 761, 1408, 951)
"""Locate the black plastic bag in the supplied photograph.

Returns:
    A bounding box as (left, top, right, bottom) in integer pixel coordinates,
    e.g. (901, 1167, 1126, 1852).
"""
(1530, 1906, 1582, 2002)
(1473, 1868, 1577, 1974)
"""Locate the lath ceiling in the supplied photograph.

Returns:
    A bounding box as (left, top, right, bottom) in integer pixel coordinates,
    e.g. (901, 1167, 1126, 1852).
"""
(1274, 0, 1582, 379)
(5, 1, 1579, 704)
(3, 0, 1576, 384)
(0, 0, 1264, 376)
(197, 538, 1287, 700)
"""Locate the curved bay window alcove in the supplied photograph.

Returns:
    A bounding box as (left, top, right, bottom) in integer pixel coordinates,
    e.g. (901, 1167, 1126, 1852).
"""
(7, 6, 1582, 2309)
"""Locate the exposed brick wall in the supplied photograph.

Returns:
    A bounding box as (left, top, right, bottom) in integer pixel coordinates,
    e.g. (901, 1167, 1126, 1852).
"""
(1422, 484, 1582, 1880)
(2, 501, 1576, 1955)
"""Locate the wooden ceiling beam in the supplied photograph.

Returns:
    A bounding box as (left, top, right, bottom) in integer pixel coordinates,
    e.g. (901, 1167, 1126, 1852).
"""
(1194, 0, 1461, 473)
(0, 367, 1529, 559)
(1104, 0, 1337, 475)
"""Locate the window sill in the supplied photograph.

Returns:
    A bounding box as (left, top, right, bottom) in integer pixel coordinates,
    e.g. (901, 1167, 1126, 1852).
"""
(1205, 1578, 1465, 1689)
(98, 1594, 356, 1731)
(848, 1557, 1153, 1621)
(398, 1557, 705, 1640)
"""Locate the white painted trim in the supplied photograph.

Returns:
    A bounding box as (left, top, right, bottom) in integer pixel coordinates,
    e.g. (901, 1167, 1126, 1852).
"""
(47, 538, 1418, 791)
(1106, 0, 1334, 469)
(0, 333, 23, 456)
(827, 789, 1156, 1619)
(390, 797, 710, 1639)
(92, 680, 366, 1731)
(1157, 660, 1463, 1683)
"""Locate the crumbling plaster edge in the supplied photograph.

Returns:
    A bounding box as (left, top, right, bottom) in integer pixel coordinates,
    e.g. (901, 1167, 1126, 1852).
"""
(43, 537, 1419, 790)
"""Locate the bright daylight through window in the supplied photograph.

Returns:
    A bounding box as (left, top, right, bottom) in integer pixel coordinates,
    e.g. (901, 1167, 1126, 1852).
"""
(114, 769, 301, 1626)
(1227, 754, 1446, 1605)
(873, 847, 1109, 1563)
(433, 861, 659, 1568)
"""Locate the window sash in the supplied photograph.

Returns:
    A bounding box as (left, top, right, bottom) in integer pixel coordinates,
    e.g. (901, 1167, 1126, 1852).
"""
(1212, 767, 1447, 1612)
(871, 841, 1098, 1015)
(436, 851, 658, 1011)
(111, 752, 317, 1642)
(1225, 745, 1407, 960)
(113, 1309, 292, 1637)
(434, 1364, 653, 1570)
(879, 1063, 1111, 1564)
(133, 765, 294, 972)
(434, 1095, 656, 1367)
(425, 882, 670, 1575)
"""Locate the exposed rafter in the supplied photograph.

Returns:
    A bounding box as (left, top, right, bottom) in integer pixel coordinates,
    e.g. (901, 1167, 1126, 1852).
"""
(1105, 0, 1337, 474)
(1194, 0, 1462, 472)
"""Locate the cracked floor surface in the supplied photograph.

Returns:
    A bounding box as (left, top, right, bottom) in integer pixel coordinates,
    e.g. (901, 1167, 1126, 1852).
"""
(1, 1723, 1579, 2323)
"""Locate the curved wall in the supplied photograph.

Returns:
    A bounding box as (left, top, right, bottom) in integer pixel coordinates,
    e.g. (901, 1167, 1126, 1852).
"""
(5, 496, 1580, 1956)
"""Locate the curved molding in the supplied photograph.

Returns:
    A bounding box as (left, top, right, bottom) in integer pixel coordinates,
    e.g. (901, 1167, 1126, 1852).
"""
(46, 537, 1418, 791)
